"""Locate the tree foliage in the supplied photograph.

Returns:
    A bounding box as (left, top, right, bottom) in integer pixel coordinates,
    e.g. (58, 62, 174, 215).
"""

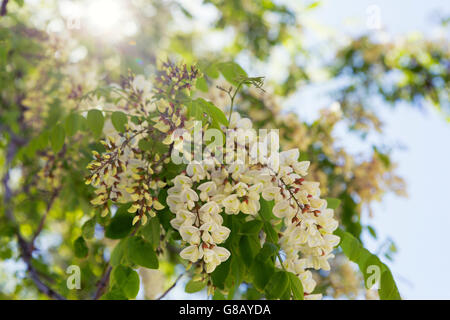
(0, 0, 448, 300)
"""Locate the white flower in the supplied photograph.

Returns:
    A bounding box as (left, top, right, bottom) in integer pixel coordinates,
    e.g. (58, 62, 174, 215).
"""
(299, 270, 316, 293)
(179, 226, 201, 245)
(180, 245, 203, 262)
(187, 162, 205, 182)
(280, 149, 299, 165)
(167, 195, 185, 212)
(211, 225, 231, 244)
(272, 200, 292, 218)
(181, 188, 199, 209)
(132, 75, 151, 92)
(203, 248, 221, 273)
(239, 199, 260, 216)
(302, 181, 320, 196)
(293, 161, 310, 176)
(173, 175, 193, 189)
(164, 139, 339, 287)
(213, 246, 231, 262)
(170, 209, 196, 229)
(262, 186, 280, 201)
(222, 194, 240, 215)
(197, 181, 217, 201)
(199, 201, 220, 215)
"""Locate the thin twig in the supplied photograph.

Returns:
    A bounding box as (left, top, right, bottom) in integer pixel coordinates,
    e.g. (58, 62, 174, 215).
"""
(30, 189, 58, 248)
(0, 0, 9, 16)
(94, 265, 113, 300)
(17, 235, 66, 300)
(157, 273, 184, 300)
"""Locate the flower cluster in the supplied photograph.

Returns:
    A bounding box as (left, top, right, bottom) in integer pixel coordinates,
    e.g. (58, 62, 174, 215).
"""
(267, 148, 340, 299)
(84, 63, 340, 298)
(86, 128, 166, 222)
(167, 174, 231, 273)
(167, 112, 340, 298)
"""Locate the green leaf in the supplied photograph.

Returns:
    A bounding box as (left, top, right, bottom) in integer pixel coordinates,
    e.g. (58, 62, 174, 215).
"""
(367, 225, 377, 239)
(65, 113, 85, 136)
(185, 278, 207, 293)
(203, 64, 220, 79)
(265, 271, 289, 299)
(50, 124, 65, 153)
(335, 228, 401, 300)
(213, 290, 226, 300)
(259, 199, 275, 221)
(187, 99, 204, 123)
(111, 111, 128, 133)
(102, 286, 128, 300)
(263, 222, 278, 244)
(379, 268, 401, 300)
(81, 218, 96, 239)
(217, 61, 248, 85)
(288, 272, 304, 300)
(14, 0, 25, 7)
(110, 238, 128, 267)
(249, 243, 277, 291)
(73, 236, 88, 258)
(138, 139, 152, 151)
(195, 98, 229, 127)
(140, 216, 160, 250)
(111, 265, 140, 299)
(105, 205, 134, 239)
(211, 259, 231, 289)
(239, 220, 263, 235)
(239, 235, 260, 267)
(257, 242, 278, 262)
(86, 109, 104, 137)
(127, 236, 159, 269)
(196, 77, 208, 92)
(228, 254, 245, 298)
(326, 198, 341, 210)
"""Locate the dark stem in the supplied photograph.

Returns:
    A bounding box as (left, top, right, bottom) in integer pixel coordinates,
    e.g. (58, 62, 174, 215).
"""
(94, 265, 113, 300)
(30, 189, 59, 248)
(227, 82, 243, 126)
(157, 273, 184, 300)
(0, 0, 9, 16)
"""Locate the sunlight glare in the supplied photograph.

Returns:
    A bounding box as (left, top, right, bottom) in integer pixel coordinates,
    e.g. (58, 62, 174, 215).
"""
(86, 0, 123, 35)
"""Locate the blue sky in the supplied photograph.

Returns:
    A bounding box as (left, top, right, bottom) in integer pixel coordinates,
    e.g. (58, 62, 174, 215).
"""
(297, 0, 450, 299)
(162, 0, 450, 300)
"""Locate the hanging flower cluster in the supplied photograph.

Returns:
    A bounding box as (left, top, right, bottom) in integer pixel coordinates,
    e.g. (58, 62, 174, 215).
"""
(85, 63, 199, 224)
(85, 128, 167, 223)
(83, 61, 340, 299)
(167, 112, 340, 297)
(270, 149, 340, 298)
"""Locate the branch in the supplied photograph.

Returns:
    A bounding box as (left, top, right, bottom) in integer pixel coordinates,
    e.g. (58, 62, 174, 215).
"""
(30, 189, 58, 249)
(2, 125, 66, 300)
(94, 265, 112, 300)
(157, 273, 184, 300)
(0, 0, 8, 16)
(16, 235, 66, 300)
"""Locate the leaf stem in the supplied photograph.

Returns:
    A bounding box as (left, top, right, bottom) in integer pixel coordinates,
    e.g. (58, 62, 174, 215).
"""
(227, 82, 243, 126)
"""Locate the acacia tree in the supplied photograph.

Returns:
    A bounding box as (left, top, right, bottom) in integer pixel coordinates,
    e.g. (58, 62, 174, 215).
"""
(0, 0, 447, 300)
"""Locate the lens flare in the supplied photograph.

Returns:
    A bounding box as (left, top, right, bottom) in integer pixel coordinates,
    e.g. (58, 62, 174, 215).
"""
(86, 0, 123, 34)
